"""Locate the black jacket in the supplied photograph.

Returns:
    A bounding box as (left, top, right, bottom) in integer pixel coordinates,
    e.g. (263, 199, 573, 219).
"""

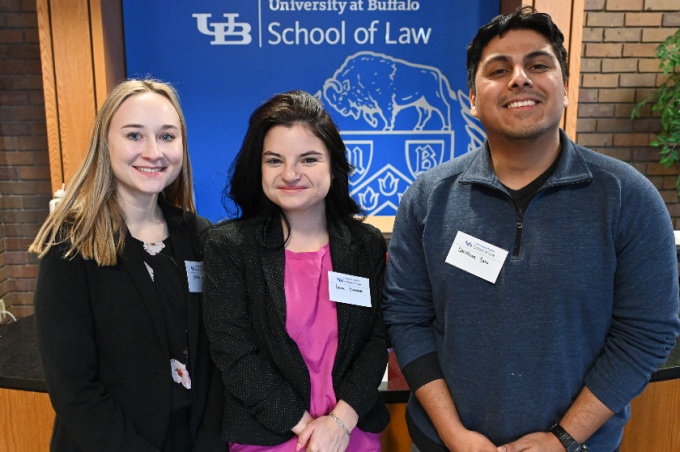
(34, 202, 226, 451)
(203, 213, 390, 446)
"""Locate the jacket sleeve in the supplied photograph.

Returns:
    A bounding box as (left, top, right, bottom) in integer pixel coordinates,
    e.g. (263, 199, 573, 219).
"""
(382, 178, 444, 390)
(584, 172, 680, 412)
(33, 245, 160, 452)
(334, 230, 390, 420)
(192, 362, 228, 451)
(189, 215, 229, 451)
(202, 227, 307, 434)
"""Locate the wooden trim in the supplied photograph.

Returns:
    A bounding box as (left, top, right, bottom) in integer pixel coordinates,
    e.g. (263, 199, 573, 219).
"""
(501, 0, 522, 14)
(620, 379, 680, 451)
(50, 0, 97, 192)
(527, 0, 584, 141)
(533, 1, 573, 45)
(563, 0, 584, 141)
(364, 215, 394, 236)
(36, 0, 125, 194)
(36, 0, 63, 195)
(381, 403, 411, 452)
(89, 0, 125, 110)
(0, 389, 55, 452)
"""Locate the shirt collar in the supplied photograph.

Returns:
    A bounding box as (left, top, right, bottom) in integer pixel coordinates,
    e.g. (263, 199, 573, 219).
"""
(458, 129, 593, 191)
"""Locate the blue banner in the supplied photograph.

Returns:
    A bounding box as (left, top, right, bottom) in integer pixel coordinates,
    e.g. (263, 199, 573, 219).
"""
(123, 0, 497, 221)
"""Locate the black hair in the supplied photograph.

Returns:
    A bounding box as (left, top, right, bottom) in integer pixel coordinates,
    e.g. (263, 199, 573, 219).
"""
(223, 90, 361, 226)
(466, 6, 568, 93)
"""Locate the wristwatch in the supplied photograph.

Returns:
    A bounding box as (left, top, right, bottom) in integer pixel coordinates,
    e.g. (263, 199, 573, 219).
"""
(549, 423, 589, 452)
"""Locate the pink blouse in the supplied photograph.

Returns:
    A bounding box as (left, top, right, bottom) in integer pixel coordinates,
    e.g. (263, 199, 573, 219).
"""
(230, 244, 380, 451)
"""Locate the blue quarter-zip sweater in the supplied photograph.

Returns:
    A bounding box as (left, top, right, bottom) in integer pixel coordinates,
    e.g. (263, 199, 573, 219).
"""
(383, 130, 680, 451)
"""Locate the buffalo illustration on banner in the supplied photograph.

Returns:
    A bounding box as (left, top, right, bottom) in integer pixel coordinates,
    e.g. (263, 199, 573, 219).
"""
(317, 50, 481, 214)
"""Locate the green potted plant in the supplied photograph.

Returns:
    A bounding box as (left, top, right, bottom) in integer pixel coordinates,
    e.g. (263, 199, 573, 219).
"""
(631, 29, 680, 194)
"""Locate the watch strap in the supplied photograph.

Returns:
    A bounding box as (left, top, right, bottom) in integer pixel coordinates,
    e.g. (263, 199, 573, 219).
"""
(550, 423, 588, 452)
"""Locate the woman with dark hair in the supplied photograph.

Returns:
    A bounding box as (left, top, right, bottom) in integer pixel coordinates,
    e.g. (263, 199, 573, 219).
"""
(31, 79, 226, 452)
(203, 90, 389, 451)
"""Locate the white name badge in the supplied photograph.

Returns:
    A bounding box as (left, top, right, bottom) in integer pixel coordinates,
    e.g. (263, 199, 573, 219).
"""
(328, 271, 371, 307)
(184, 261, 204, 293)
(445, 231, 508, 284)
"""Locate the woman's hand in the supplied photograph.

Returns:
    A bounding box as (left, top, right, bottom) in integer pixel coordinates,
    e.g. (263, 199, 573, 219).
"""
(296, 401, 357, 452)
(292, 411, 315, 436)
(296, 414, 350, 452)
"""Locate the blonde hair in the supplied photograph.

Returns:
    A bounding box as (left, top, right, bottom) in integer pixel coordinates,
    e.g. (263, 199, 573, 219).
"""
(29, 79, 195, 266)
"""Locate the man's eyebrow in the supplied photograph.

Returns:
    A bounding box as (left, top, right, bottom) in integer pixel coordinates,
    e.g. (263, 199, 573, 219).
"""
(525, 50, 557, 62)
(480, 54, 512, 68)
(481, 50, 557, 68)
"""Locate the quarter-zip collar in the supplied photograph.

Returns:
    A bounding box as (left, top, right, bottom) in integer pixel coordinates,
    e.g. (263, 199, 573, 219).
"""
(458, 129, 593, 193)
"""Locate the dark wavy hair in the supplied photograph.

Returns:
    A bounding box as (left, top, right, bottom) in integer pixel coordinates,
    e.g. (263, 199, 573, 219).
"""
(466, 6, 569, 93)
(223, 90, 361, 225)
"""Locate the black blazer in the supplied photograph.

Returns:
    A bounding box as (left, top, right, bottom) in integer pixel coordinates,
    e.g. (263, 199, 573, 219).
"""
(34, 202, 226, 452)
(203, 213, 390, 446)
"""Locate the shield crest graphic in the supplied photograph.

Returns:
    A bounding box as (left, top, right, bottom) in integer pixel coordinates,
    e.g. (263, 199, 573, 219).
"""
(405, 139, 452, 179)
(345, 140, 373, 187)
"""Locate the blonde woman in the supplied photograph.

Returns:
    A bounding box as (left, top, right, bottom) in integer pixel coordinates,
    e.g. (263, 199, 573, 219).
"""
(30, 79, 225, 452)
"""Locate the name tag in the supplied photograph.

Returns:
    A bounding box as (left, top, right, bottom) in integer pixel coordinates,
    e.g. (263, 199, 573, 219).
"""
(328, 271, 371, 307)
(184, 261, 204, 293)
(445, 231, 508, 284)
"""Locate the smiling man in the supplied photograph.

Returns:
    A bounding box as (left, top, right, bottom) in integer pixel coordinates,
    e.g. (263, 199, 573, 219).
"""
(383, 7, 680, 452)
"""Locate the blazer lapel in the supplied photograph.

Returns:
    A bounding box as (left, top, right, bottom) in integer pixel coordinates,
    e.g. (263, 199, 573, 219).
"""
(121, 233, 170, 358)
(165, 212, 202, 377)
(328, 219, 358, 349)
(259, 215, 312, 384)
(260, 215, 289, 327)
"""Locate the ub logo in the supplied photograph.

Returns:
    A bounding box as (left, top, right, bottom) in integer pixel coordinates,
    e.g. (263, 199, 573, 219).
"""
(193, 13, 252, 45)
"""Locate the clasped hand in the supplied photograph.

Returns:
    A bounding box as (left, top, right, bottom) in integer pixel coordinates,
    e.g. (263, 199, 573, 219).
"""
(447, 429, 565, 452)
(296, 414, 350, 452)
(497, 431, 567, 452)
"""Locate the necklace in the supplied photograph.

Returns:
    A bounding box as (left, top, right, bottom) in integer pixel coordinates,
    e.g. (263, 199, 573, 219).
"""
(143, 241, 165, 256)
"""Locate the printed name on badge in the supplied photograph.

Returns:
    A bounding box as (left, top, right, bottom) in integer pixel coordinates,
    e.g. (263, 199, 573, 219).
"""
(184, 261, 204, 293)
(445, 231, 508, 284)
(328, 271, 371, 307)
